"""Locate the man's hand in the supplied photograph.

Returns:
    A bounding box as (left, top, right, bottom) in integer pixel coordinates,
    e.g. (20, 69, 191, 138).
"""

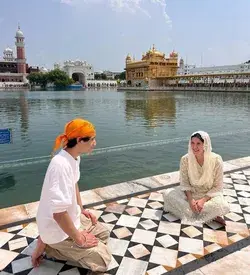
(188, 198, 199, 213)
(31, 237, 46, 268)
(74, 230, 98, 248)
(32, 254, 44, 268)
(82, 209, 97, 225)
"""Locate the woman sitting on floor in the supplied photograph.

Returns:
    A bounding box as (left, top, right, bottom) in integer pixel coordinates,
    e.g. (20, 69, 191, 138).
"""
(163, 131, 230, 226)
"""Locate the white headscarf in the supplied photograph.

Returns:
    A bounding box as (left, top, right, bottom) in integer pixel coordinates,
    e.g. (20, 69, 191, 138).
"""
(187, 131, 217, 189)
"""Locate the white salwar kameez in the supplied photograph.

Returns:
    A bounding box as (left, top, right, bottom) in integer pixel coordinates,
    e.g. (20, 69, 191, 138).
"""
(163, 136, 230, 225)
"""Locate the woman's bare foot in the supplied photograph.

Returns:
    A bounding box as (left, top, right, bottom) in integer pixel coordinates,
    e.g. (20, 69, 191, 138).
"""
(31, 237, 46, 267)
(214, 216, 226, 226)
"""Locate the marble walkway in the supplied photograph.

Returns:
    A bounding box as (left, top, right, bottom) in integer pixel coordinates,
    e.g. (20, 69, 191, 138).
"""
(0, 156, 250, 275)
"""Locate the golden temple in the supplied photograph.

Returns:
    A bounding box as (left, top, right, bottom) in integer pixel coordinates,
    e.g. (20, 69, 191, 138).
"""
(125, 45, 178, 87)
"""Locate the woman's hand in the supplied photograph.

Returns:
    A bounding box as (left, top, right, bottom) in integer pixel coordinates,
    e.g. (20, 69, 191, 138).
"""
(188, 198, 199, 213)
(195, 198, 206, 212)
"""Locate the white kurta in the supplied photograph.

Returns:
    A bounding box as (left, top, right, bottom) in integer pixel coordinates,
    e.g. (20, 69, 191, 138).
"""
(37, 149, 81, 244)
(163, 154, 230, 225)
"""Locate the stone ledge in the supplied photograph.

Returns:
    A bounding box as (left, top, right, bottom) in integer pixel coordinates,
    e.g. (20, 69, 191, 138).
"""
(0, 156, 249, 229)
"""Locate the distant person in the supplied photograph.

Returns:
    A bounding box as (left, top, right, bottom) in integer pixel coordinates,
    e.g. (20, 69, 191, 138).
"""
(163, 131, 229, 226)
(32, 118, 111, 272)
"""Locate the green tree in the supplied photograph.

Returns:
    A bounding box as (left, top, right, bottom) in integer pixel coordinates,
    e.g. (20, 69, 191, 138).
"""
(27, 72, 48, 88)
(119, 71, 126, 80)
(27, 69, 74, 89)
(114, 71, 126, 80)
(40, 73, 49, 88)
(94, 73, 108, 80)
(94, 73, 101, 80)
(47, 69, 74, 88)
(100, 73, 107, 80)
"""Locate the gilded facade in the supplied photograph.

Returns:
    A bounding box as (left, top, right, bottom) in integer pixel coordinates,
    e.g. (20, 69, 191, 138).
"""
(125, 45, 178, 87)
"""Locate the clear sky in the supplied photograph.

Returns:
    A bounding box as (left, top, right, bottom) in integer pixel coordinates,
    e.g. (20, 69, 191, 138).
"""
(0, 0, 249, 71)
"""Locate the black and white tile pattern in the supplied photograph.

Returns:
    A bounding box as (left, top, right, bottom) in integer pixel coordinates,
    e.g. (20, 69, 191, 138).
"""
(1, 168, 250, 275)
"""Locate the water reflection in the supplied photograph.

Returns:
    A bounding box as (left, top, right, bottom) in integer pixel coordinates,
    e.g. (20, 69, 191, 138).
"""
(179, 91, 250, 107)
(0, 172, 15, 192)
(19, 93, 29, 141)
(1, 90, 250, 208)
(125, 91, 176, 127)
(0, 92, 30, 142)
(47, 98, 87, 111)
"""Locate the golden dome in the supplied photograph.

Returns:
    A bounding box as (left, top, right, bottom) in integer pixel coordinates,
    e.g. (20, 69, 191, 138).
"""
(146, 45, 165, 58)
(154, 50, 164, 57)
(126, 54, 132, 63)
(126, 54, 132, 60)
(170, 51, 178, 58)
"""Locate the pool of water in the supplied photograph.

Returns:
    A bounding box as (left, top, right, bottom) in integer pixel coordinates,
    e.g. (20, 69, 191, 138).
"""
(0, 89, 250, 208)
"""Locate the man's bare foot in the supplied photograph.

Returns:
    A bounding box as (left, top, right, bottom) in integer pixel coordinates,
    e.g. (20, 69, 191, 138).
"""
(32, 237, 46, 267)
(214, 216, 226, 226)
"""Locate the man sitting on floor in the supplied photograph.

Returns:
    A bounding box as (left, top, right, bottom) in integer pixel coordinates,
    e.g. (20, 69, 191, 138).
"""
(32, 118, 111, 272)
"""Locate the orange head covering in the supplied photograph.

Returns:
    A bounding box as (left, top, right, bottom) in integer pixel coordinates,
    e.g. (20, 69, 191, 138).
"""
(53, 118, 96, 152)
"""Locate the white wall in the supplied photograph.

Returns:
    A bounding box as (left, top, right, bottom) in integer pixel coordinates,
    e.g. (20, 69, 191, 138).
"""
(178, 63, 250, 75)
(87, 80, 117, 87)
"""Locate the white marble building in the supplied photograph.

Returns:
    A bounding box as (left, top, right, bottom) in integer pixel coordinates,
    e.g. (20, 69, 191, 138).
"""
(178, 58, 250, 75)
(3, 47, 15, 62)
(102, 70, 120, 79)
(40, 67, 49, 73)
(55, 60, 94, 85)
(54, 60, 117, 88)
(87, 79, 117, 88)
(177, 58, 196, 75)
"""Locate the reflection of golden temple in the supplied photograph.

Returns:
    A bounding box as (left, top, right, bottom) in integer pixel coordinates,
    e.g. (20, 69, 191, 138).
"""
(125, 92, 176, 128)
(125, 45, 178, 87)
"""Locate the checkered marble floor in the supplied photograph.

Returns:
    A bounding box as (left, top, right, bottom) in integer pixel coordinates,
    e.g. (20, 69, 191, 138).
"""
(1, 168, 250, 275)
